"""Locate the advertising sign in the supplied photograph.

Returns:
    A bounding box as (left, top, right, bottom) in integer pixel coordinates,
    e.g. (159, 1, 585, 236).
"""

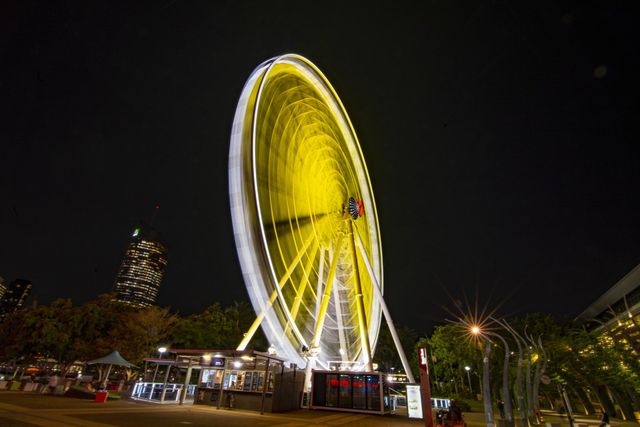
(406, 384, 423, 419)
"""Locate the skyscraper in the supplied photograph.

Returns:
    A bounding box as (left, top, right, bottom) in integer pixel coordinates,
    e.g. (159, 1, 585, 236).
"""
(0, 277, 6, 301)
(113, 225, 168, 308)
(0, 279, 32, 320)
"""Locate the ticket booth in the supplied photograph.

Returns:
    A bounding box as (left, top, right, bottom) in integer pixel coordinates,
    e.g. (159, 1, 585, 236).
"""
(310, 370, 391, 415)
(166, 349, 303, 413)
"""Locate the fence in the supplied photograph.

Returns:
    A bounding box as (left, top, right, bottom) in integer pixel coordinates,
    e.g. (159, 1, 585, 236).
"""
(130, 381, 197, 404)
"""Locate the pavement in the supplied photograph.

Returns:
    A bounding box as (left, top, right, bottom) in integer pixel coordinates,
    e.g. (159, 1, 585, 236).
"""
(0, 391, 424, 427)
(1, 392, 637, 427)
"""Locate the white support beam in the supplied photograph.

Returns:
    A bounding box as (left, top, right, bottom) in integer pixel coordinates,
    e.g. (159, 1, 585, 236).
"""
(332, 270, 349, 362)
(354, 231, 416, 383)
(349, 221, 373, 372)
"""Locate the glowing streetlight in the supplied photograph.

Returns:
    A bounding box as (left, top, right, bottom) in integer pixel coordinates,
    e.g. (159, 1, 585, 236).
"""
(465, 324, 495, 427)
(464, 366, 473, 394)
(158, 347, 167, 359)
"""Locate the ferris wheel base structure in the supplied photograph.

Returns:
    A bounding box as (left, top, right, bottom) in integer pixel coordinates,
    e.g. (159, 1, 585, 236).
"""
(228, 54, 415, 384)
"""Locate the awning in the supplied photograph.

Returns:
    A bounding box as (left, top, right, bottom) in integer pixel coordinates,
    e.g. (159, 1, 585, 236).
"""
(87, 351, 137, 368)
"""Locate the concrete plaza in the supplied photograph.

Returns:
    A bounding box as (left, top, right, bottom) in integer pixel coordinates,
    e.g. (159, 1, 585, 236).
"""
(1, 391, 637, 427)
(1, 391, 423, 427)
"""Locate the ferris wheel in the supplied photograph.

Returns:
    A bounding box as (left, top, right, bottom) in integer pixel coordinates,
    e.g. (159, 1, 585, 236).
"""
(229, 54, 413, 381)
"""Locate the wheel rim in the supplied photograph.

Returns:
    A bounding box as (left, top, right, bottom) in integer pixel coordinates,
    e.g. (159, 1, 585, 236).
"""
(229, 54, 383, 368)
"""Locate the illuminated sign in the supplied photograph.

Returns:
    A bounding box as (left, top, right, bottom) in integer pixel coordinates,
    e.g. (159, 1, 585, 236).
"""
(407, 384, 423, 419)
(387, 374, 409, 383)
(132, 228, 140, 237)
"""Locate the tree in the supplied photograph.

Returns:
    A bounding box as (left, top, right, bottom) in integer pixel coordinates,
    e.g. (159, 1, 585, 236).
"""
(171, 301, 265, 350)
(4, 299, 83, 376)
(72, 293, 135, 362)
(108, 305, 177, 364)
(0, 308, 31, 363)
(373, 322, 417, 374)
(427, 324, 482, 397)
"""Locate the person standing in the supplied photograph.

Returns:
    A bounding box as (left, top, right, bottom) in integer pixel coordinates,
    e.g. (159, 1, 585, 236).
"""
(497, 400, 505, 419)
(48, 374, 59, 393)
(449, 399, 463, 425)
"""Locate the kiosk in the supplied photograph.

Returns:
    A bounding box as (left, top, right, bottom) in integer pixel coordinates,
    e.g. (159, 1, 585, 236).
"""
(310, 370, 391, 415)
(134, 349, 303, 413)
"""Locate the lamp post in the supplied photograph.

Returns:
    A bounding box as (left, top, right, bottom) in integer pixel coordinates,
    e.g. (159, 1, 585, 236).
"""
(464, 366, 473, 395)
(493, 318, 529, 427)
(471, 326, 494, 427)
(485, 331, 513, 423)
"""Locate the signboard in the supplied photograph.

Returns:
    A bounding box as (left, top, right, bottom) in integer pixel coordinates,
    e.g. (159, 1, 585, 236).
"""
(212, 357, 225, 367)
(387, 374, 409, 383)
(407, 384, 423, 419)
(417, 347, 434, 427)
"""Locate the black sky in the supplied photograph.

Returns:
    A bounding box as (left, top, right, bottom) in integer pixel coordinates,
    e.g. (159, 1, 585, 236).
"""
(2, 1, 639, 334)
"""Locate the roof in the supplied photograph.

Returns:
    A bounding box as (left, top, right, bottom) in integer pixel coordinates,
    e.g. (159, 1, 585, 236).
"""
(87, 351, 137, 368)
(142, 358, 175, 365)
(168, 348, 285, 361)
(575, 262, 640, 323)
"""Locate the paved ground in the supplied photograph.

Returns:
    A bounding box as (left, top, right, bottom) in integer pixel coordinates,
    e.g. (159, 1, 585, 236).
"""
(0, 391, 424, 427)
(0, 392, 637, 427)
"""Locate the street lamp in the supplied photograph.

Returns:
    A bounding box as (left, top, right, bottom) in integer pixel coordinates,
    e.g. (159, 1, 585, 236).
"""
(158, 347, 167, 359)
(464, 366, 473, 395)
(470, 323, 514, 422)
(486, 331, 513, 423)
(470, 325, 494, 427)
(493, 317, 529, 427)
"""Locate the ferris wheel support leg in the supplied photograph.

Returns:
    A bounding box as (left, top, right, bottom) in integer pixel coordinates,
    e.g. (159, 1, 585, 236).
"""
(301, 350, 318, 408)
(288, 242, 321, 327)
(310, 235, 344, 350)
(237, 233, 316, 351)
(237, 292, 277, 351)
(354, 232, 416, 383)
(349, 221, 373, 371)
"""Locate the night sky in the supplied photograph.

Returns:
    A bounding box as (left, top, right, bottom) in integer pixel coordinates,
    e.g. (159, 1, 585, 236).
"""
(2, 1, 639, 333)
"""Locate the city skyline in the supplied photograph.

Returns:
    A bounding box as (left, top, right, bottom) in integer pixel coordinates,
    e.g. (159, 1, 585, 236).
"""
(2, 2, 639, 332)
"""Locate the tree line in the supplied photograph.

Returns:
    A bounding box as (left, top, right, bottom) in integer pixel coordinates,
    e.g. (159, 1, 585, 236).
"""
(413, 313, 640, 422)
(0, 293, 265, 377)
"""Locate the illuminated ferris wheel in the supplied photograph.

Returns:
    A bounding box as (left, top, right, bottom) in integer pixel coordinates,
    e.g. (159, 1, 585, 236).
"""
(229, 54, 413, 381)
